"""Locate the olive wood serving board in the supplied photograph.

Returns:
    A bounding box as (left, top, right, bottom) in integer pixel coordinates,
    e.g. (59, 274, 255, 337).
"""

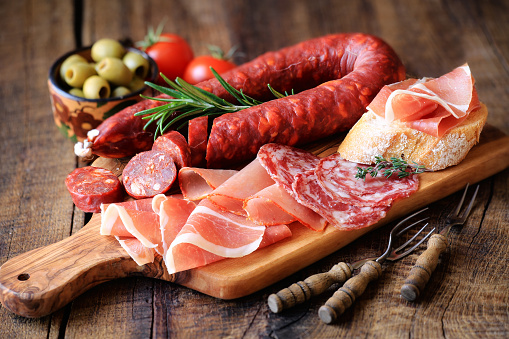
(1, 125, 508, 318)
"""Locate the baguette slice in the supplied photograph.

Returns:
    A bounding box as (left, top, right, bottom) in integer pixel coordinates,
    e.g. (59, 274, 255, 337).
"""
(337, 103, 488, 171)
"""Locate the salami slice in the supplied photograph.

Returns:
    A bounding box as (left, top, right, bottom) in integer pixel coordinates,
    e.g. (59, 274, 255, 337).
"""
(123, 150, 177, 199)
(315, 153, 419, 206)
(152, 130, 192, 169)
(292, 169, 389, 230)
(257, 143, 320, 192)
(65, 166, 124, 213)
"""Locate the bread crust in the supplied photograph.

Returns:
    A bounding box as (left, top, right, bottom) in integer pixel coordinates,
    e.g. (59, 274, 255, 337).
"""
(337, 103, 488, 171)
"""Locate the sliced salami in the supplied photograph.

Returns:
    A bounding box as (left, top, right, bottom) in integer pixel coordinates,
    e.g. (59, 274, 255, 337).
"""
(257, 143, 320, 192)
(122, 150, 177, 199)
(292, 169, 389, 230)
(65, 166, 124, 213)
(152, 131, 191, 170)
(315, 153, 419, 206)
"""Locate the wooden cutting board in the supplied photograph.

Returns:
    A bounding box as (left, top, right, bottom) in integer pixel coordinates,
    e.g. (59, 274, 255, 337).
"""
(1, 125, 508, 318)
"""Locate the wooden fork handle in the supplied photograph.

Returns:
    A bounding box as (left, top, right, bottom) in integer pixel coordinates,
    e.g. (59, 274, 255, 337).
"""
(318, 260, 382, 324)
(267, 262, 352, 313)
(400, 233, 448, 302)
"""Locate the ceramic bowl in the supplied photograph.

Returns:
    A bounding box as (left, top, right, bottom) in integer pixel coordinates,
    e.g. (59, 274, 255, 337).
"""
(48, 45, 158, 142)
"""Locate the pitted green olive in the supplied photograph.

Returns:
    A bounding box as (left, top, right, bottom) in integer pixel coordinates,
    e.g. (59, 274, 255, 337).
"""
(59, 54, 88, 80)
(128, 76, 146, 92)
(91, 39, 125, 62)
(68, 88, 85, 97)
(83, 75, 111, 99)
(64, 63, 97, 88)
(123, 52, 150, 78)
(96, 57, 133, 86)
(111, 86, 131, 98)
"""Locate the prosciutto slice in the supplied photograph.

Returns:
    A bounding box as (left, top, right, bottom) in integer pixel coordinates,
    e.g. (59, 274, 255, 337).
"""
(368, 63, 481, 137)
(116, 236, 155, 266)
(165, 199, 290, 273)
(315, 153, 420, 207)
(244, 184, 327, 231)
(206, 159, 275, 215)
(179, 167, 238, 201)
(158, 196, 196, 254)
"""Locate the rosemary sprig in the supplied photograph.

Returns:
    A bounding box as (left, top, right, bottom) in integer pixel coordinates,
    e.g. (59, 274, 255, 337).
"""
(355, 155, 426, 180)
(135, 68, 289, 138)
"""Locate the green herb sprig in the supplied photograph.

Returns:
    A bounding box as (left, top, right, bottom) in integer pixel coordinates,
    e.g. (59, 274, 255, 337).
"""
(355, 156, 426, 180)
(135, 68, 290, 138)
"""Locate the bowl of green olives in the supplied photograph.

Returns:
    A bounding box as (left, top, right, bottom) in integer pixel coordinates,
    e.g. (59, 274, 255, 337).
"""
(48, 38, 158, 142)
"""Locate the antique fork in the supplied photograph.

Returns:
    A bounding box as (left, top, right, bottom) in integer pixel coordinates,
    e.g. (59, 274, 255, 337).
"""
(400, 184, 480, 302)
(267, 208, 434, 315)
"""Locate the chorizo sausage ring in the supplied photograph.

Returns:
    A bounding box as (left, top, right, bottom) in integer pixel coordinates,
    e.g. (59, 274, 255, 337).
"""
(78, 33, 405, 167)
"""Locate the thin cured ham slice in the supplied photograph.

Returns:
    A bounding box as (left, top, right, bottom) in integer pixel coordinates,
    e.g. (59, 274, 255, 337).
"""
(315, 153, 420, 207)
(368, 64, 481, 137)
(116, 236, 155, 266)
(206, 159, 274, 215)
(165, 199, 291, 274)
(158, 196, 196, 254)
(100, 204, 161, 249)
(292, 169, 389, 230)
(179, 167, 239, 201)
(244, 184, 327, 231)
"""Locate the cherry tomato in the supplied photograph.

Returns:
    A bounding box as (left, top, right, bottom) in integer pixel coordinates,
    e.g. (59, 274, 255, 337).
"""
(183, 55, 237, 84)
(143, 33, 194, 83)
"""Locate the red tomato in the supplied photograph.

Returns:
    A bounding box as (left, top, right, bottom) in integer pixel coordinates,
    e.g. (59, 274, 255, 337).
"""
(183, 55, 237, 84)
(145, 33, 194, 83)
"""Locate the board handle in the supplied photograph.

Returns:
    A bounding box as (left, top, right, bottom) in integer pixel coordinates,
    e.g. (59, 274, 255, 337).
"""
(0, 215, 173, 318)
(400, 233, 448, 301)
(267, 262, 352, 313)
(318, 260, 382, 324)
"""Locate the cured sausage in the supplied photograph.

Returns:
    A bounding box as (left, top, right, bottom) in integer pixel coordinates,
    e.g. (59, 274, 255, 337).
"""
(205, 33, 406, 167)
(65, 166, 124, 213)
(187, 116, 208, 167)
(78, 33, 405, 167)
(152, 130, 192, 169)
(122, 150, 177, 199)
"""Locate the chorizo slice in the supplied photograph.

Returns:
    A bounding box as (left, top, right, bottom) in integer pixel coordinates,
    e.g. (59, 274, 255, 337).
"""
(65, 166, 124, 213)
(152, 130, 192, 170)
(122, 150, 177, 199)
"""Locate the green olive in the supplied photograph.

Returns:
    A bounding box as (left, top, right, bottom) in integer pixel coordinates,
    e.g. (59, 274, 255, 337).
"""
(83, 75, 111, 99)
(111, 86, 131, 98)
(59, 54, 88, 80)
(96, 57, 133, 86)
(122, 51, 150, 78)
(64, 63, 97, 88)
(91, 39, 125, 62)
(128, 76, 146, 92)
(68, 88, 85, 97)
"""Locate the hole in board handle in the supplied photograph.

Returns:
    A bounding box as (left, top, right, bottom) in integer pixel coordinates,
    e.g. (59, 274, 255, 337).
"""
(18, 273, 30, 281)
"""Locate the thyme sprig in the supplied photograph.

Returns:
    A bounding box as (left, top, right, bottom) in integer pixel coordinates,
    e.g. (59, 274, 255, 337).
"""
(135, 68, 289, 138)
(355, 156, 426, 180)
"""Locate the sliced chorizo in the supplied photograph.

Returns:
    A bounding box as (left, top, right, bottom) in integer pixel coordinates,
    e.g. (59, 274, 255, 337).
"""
(122, 150, 177, 199)
(152, 130, 191, 169)
(65, 166, 124, 213)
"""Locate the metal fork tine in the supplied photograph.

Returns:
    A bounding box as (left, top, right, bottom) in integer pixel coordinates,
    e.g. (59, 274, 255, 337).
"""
(395, 225, 436, 258)
(393, 208, 429, 234)
(449, 183, 470, 218)
(395, 217, 430, 238)
(394, 220, 430, 253)
(458, 185, 479, 221)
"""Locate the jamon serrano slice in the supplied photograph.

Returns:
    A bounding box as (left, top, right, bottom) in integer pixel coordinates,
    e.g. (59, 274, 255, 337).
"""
(179, 168, 239, 201)
(368, 63, 480, 137)
(292, 169, 389, 230)
(115, 236, 155, 266)
(165, 199, 291, 274)
(158, 196, 196, 254)
(244, 184, 327, 231)
(315, 153, 420, 207)
(206, 159, 274, 215)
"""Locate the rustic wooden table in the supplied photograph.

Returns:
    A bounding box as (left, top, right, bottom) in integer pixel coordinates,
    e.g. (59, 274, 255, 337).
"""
(1, 0, 508, 337)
